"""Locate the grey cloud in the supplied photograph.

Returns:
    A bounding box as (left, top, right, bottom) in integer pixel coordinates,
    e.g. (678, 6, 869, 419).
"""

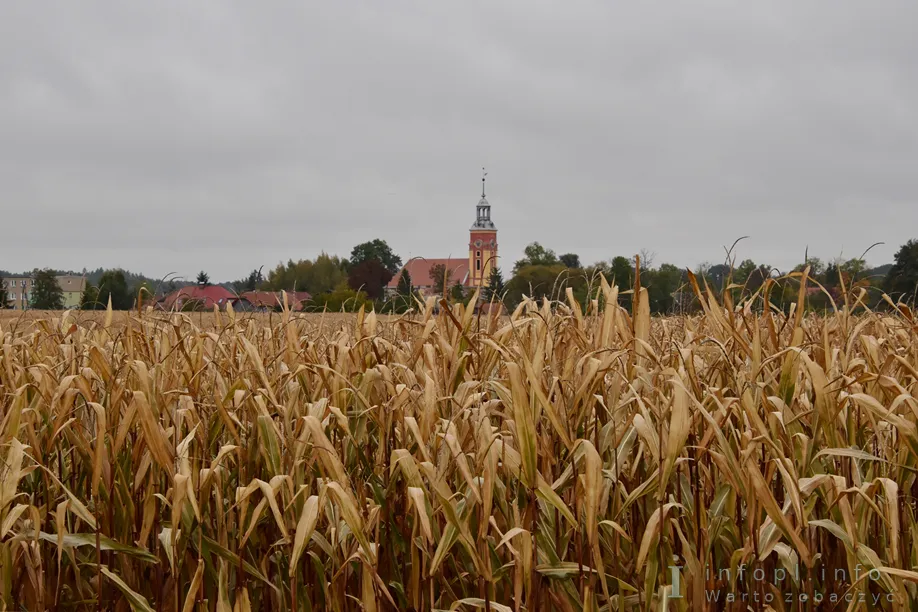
(1, 1, 917, 280)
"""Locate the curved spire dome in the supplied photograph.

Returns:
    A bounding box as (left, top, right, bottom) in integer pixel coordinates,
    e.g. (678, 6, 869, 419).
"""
(471, 168, 496, 230)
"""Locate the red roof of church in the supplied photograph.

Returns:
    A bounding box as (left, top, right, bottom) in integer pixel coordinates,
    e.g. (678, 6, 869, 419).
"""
(387, 258, 471, 289)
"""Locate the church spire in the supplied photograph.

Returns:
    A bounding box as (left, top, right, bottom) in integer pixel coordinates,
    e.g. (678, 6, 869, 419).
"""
(472, 168, 495, 230)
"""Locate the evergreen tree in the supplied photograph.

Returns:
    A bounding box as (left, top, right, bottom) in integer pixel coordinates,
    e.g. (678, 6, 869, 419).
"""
(0, 281, 9, 309)
(81, 270, 133, 310)
(80, 285, 101, 310)
(429, 264, 451, 296)
(450, 282, 465, 302)
(393, 269, 415, 313)
(30, 269, 64, 310)
(485, 266, 505, 301)
(396, 268, 412, 296)
(233, 268, 264, 293)
(196, 271, 211, 287)
(97, 269, 133, 309)
(824, 263, 840, 287)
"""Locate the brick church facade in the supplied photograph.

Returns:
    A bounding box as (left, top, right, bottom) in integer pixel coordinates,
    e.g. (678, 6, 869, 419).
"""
(387, 173, 498, 298)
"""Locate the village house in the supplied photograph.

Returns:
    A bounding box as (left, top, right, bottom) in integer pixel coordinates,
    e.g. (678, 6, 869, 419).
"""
(2, 274, 86, 310)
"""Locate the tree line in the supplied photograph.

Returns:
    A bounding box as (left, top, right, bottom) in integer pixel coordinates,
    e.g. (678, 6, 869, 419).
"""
(498, 240, 916, 314)
(228, 237, 918, 314)
(4, 238, 917, 312)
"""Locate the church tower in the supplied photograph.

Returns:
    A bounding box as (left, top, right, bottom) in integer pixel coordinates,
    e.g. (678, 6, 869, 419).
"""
(469, 169, 498, 288)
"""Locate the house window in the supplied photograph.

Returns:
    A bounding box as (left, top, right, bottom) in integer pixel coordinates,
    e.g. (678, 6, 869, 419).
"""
(21, 280, 26, 287)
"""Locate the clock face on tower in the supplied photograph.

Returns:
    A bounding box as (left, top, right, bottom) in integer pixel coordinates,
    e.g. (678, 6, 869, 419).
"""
(475, 239, 482, 248)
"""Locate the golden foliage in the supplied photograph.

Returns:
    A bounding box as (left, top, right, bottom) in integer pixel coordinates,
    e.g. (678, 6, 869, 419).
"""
(0, 281, 917, 610)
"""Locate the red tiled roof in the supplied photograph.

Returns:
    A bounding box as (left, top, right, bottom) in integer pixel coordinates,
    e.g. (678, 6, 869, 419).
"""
(159, 285, 236, 310)
(241, 291, 312, 310)
(387, 258, 470, 289)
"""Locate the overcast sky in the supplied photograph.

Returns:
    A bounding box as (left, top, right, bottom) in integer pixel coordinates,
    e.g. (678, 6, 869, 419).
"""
(2, 1, 917, 282)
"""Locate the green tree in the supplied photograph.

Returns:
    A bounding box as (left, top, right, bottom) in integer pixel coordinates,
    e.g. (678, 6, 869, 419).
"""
(196, 271, 211, 287)
(350, 239, 403, 276)
(429, 263, 451, 296)
(450, 282, 466, 302)
(233, 268, 264, 293)
(606, 256, 635, 310)
(80, 284, 101, 310)
(396, 268, 413, 296)
(311, 281, 374, 312)
(793, 257, 825, 278)
(513, 242, 558, 273)
(748, 265, 772, 292)
(347, 259, 391, 299)
(559, 253, 581, 269)
(705, 264, 731, 293)
(0, 282, 9, 309)
(484, 266, 505, 301)
(97, 269, 133, 310)
(840, 258, 867, 283)
(886, 239, 918, 303)
(392, 268, 416, 313)
(133, 281, 154, 307)
(30, 269, 64, 310)
(263, 254, 347, 295)
(645, 263, 684, 314)
(608, 256, 634, 288)
(734, 259, 757, 285)
(505, 264, 585, 306)
(263, 259, 298, 291)
(824, 262, 840, 287)
(310, 254, 349, 294)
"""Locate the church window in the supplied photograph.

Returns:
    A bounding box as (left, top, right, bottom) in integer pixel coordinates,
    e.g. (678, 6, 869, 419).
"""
(476, 251, 481, 258)
(476, 260, 481, 271)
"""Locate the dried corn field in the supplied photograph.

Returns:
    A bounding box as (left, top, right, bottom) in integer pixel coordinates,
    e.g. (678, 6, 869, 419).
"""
(2, 275, 918, 611)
